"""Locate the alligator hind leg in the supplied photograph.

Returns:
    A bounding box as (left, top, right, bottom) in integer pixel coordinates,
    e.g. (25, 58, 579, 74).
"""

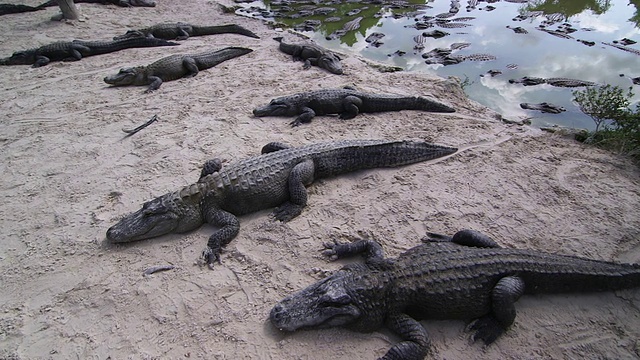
(182, 57, 199, 77)
(261, 142, 291, 154)
(468, 276, 525, 345)
(291, 107, 316, 126)
(273, 159, 314, 221)
(339, 95, 362, 119)
(199, 158, 222, 179)
(424, 229, 500, 248)
(145, 76, 163, 93)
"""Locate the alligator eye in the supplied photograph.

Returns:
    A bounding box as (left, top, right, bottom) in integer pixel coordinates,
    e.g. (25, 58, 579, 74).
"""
(320, 294, 351, 306)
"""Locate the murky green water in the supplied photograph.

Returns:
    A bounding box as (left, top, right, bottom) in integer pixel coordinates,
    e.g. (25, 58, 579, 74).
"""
(237, 0, 640, 130)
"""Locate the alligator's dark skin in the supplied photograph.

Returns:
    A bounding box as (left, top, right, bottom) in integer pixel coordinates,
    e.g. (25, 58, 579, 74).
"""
(103, 47, 252, 92)
(509, 76, 596, 87)
(106, 140, 458, 269)
(520, 102, 566, 114)
(270, 230, 640, 360)
(113, 23, 259, 41)
(274, 37, 343, 75)
(253, 88, 456, 126)
(0, 3, 45, 15)
(0, 37, 178, 67)
(38, 0, 155, 7)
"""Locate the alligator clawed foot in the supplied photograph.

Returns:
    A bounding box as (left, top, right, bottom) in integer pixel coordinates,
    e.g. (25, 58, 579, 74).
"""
(202, 247, 221, 270)
(273, 203, 303, 222)
(466, 316, 504, 346)
(321, 241, 340, 261)
(289, 119, 302, 127)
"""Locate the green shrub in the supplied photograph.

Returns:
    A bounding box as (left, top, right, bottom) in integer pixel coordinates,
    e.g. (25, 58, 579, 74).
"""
(572, 85, 639, 161)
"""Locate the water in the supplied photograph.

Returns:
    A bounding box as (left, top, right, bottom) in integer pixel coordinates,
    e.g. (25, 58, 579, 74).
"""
(236, 0, 640, 130)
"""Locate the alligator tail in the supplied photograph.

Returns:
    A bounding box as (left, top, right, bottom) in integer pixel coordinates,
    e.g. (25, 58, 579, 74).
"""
(313, 140, 458, 177)
(193, 24, 260, 39)
(361, 95, 455, 113)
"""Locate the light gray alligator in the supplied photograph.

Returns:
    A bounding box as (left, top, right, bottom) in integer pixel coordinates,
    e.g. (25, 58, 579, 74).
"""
(270, 229, 640, 360)
(252, 88, 455, 126)
(106, 140, 458, 269)
(0, 37, 178, 67)
(113, 22, 259, 41)
(274, 37, 343, 75)
(103, 47, 252, 92)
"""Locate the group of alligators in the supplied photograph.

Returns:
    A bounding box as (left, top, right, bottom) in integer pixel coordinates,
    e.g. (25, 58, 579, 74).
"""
(4, 5, 639, 360)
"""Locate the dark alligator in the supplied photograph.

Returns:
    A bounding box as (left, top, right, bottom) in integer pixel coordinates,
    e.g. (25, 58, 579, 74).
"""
(106, 140, 458, 269)
(103, 47, 252, 92)
(273, 37, 343, 75)
(113, 23, 259, 41)
(38, 0, 155, 7)
(252, 88, 455, 126)
(520, 102, 566, 114)
(0, 3, 45, 15)
(270, 229, 640, 360)
(509, 76, 596, 87)
(0, 37, 178, 67)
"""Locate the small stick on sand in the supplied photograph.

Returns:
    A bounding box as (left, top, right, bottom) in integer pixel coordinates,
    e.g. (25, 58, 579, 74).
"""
(122, 114, 158, 137)
(143, 264, 175, 276)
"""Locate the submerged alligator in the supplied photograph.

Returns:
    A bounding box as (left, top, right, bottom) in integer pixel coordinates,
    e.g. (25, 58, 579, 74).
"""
(0, 37, 178, 67)
(270, 230, 640, 360)
(38, 0, 155, 7)
(252, 88, 455, 126)
(103, 47, 252, 92)
(106, 140, 458, 269)
(274, 37, 343, 75)
(113, 22, 259, 41)
(520, 102, 566, 114)
(509, 76, 596, 87)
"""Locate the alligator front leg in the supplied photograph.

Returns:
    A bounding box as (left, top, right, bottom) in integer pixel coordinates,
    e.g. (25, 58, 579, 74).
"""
(202, 207, 240, 269)
(339, 95, 363, 119)
(273, 159, 314, 221)
(322, 239, 385, 262)
(468, 275, 525, 344)
(382, 312, 430, 360)
(145, 76, 163, 93)
(33, 55, 51, 67)
(261, 142, 291, 154)
(200, 158, 222, 179)
(290, 107, 316, 127)
(424, 229, 501, 248)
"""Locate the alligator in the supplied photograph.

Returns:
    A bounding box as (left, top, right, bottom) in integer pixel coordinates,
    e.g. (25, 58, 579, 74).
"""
(326, 16, 362, 40)
(252, 88, 455, 126)
(38, 0, 155, 7)
(270, 229, 640, 360)
(0, 3, 45, 15)
(103, 47, 252, 92)
(113, 23, 259, 41)
(509, 76, 596, 87)
(520, 102, 566, 114)
(273, 37, 343, 75)
(0, 37, 178, 67)
(106, 139, 458, 269)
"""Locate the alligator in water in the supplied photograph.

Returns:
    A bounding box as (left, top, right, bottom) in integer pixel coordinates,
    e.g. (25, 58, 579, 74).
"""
(113, 22, 259, 41)
(509, 76, 596, 87)
(0, 3, 45, 15)
(103, 47, 252, 92)
(270, 229, 640, 360)
(252, 88, 455, 126)
(38, 0, 155, 7)
(273, 37, 343, 75)
(106, 140, 458, 269)
(520, 102, 566, 114)
(0, 37, 178, 67)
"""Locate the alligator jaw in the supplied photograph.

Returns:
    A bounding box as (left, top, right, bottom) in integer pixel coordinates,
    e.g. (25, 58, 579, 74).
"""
(103, 67, 139, 86)
(252, 101, 293, 117)
(106, 197, 182, 242)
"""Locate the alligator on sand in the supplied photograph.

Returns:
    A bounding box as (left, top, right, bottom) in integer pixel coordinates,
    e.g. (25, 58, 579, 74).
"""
(106, 140, 458, 269)
(113, 22, 260, 41)
(274, 37, 343, 75)
(38, 0, 155, 7)
(0, 37, 178, 67)
(103, 47, 252, 92)
(252, 88, 455, 126)
(270, 230, 640, 360)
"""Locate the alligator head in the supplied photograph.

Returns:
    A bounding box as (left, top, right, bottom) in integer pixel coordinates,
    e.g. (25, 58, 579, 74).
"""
(270, 271, 362, 332)
(113, 30, 146, 41)
(253, 95, 303, 117)
(103, 67, 145, 87)
(106, 192, 203, 242)
(2, 50, 36, 65)
(318, 54, 343, 75)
